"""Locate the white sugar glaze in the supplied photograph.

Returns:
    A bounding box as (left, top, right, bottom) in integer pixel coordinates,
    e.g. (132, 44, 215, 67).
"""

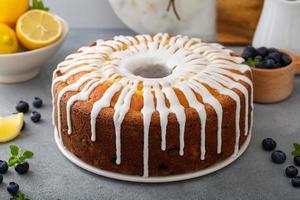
(52, 33, 253, 177)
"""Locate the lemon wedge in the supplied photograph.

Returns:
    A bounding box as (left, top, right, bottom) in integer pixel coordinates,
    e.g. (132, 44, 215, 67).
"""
(0, 113, 24, 143)
(16, 10, 62, 50)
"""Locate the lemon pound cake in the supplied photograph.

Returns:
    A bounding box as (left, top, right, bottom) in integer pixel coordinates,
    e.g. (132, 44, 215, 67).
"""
(52, 33, 253, 177)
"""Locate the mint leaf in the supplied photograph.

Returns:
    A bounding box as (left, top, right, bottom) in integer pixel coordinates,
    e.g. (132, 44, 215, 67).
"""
(30, 0, 50, 11)
(292, 143, 300, 157)
(8, 157, 19, 167)
(10, 145, 19, 156)
(245, 58, 260, 67)
(23, 151, 34, 159)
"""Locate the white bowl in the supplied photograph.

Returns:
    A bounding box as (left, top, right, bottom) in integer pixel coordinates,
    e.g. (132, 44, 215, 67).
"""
(0, 16, 69, 83)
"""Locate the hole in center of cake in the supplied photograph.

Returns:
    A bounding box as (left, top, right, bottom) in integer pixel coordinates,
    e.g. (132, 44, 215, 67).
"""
(131, 63, 171, 78)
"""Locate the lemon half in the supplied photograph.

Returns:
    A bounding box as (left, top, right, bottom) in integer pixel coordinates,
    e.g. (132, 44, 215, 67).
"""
(16, 10, 62, 50)
(0, 113, 24, 143)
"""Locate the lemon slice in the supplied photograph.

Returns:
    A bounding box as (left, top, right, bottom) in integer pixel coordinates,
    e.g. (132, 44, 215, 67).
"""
(0, 113, 24, 143)
(16, 10, 62, 50)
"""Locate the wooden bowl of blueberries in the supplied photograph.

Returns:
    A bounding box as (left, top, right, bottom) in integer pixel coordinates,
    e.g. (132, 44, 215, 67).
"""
(241, 47, 300, 103)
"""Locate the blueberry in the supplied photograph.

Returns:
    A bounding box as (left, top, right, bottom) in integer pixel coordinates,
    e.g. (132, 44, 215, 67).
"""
(286, 166, 298, 178)
(242, 46, 257, 59)
(15, 162, 29, 175)
(262, 138, 277, 151)
(30, 111, 41, 123)
(7, 182, 19, 196)
(268, 48, 279, 54)
(254, 55, 263, 62)
(32, 97, 43, 108)
(262, 59, 276, 68)
(0, 160, 8, 174)
(292, 176, 300, 188)
(267, 52, 281, 63)
(271, 150, 287, 164)
(281, 54, 292, 66)
(294, 156, 300, 166)
(257, 47, 268, 57)
(0, 174, 3, 184)
(241, 51, 253, 60)
(16, 101, 29, 113)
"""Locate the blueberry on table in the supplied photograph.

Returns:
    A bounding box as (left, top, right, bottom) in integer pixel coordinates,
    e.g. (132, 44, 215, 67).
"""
(286, 166, 298, 178)
(16, 101, 29, 113)
(291, 176, 300, 188)
(15, 162, 29, 175)
(30, 111, 41, 123)
(294, 156, 300, 166)
(257, 47, 268, 57)
(271, 150, 287, 164)
(0, 174, 3, 184)
(262, 138, 277, 151)
(32, 97, 43, 108)
(281, 54, 292, 66)
(0, 160, 8, 174)
(7, 182, 19, 196)
(267, 52, 281, 63)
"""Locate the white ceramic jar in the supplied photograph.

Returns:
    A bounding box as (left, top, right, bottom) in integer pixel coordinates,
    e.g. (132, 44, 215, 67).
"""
(253, 0, 300, 52)
(109, 0, 216, 41)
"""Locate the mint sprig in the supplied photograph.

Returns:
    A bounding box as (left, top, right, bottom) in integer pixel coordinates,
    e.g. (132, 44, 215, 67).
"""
(30, 0, 50, 11)
(245, 58, 260, 67)
(12, 192, 30, 200)
(292, 143, 300, 157)
(8, 145, 34, 167)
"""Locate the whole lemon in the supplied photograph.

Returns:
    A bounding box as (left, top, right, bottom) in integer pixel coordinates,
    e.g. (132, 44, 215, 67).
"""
(0, 0, 29, 26)
(0, 23, 18, 54)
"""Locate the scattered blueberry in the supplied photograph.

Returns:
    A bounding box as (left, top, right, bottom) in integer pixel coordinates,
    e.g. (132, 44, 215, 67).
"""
(7, 182, 19, 196)
(0, 160, 8, 174)
(262, 138, 277, 151)
(286, 166, 298, 178)
(291, 176, 300, 188)
(294, 156, 300, 166)
(271, 150, 287, 164)
(30, 111, 41, 123)
(15, 162, 29, 175)
(257, 47, 268, 57)
(16, 101, 29, 113)
(0, 174, 3, 184)
(32, 97, 43, 108)
(267, 52, 281, 63)
(281, 54, 292, 66)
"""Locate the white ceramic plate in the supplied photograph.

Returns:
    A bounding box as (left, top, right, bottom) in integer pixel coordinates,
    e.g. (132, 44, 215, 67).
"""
(0, 15, 69, 83)
(55, 129, 251, 183)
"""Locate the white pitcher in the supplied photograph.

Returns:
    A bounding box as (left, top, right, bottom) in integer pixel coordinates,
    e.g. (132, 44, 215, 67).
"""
(253, 0, 300, 52)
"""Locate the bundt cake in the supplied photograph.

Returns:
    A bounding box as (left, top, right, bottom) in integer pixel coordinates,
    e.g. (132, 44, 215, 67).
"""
(52, 33, 253, 177)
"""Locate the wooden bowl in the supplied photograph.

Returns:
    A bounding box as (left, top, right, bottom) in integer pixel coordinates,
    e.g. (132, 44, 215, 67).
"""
(251, 51, 300, 103)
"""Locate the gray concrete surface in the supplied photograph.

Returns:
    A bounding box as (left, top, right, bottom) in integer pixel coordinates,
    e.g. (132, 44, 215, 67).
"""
(0, 29, 300, 200)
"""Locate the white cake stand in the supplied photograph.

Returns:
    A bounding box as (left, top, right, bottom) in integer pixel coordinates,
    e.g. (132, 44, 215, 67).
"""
(55, 129, 251, 183)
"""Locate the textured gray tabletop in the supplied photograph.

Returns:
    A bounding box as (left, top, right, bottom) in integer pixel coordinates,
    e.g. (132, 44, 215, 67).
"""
(0, 29, 300, 200)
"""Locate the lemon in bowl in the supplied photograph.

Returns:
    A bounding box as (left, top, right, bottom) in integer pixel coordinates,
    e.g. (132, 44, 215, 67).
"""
(16, 9, 62, 50)
(0, 23, 18, 54)
(0, 0, 29, 26)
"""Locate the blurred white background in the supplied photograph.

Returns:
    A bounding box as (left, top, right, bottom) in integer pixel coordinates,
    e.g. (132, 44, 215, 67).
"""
(44, 0, 126, 28)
